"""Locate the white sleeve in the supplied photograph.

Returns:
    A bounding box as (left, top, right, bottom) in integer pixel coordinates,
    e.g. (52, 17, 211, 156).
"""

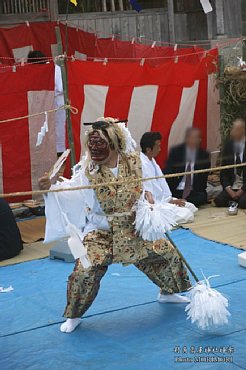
(44, 174, 86, 243)
(140, 154, 172, 201)
(152, 158, 172, 201)
(140, 152, 154, 194)
(159, 178, 172, 200)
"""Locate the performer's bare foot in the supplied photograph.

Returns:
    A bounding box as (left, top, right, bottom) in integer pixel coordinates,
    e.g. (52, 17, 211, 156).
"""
(60, 318, 81, 333)
(157, 293, 190, 304)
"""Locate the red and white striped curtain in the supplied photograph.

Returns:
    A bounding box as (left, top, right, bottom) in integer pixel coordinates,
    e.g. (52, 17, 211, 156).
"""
(68, 54, 220, 168)
(0, 23, 220, 198)
(0, 64, 56, 199)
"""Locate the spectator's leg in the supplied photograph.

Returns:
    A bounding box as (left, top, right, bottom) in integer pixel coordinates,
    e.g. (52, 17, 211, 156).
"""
(238, 191, 246, 209)
(214, 190, 232, 207)
(186, 191, 207, 207)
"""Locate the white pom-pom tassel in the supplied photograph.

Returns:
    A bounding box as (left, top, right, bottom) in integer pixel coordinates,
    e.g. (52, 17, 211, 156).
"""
(134, 197, 177, 241)
(185, 275, 230, 330)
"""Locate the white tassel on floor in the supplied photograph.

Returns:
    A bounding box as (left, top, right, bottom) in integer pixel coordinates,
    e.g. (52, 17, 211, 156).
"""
(185, 275, 231, 330)
(134, 197, 177, 241)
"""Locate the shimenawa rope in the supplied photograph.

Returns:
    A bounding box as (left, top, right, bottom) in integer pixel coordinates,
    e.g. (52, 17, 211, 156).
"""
(0, 161, 245, 199)
(0, 104, 78, 124)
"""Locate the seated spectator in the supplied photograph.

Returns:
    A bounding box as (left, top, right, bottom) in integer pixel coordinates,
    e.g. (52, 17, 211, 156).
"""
(27, 50, 47, 64)
(214, 118, 246, 209)
(0, 199, 23, 261)
(164, 128, 210, 207)
(140, 132, 197, 225)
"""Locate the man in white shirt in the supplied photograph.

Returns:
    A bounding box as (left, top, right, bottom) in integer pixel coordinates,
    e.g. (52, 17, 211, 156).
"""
(215, 118, 246, 208)
(140, 132, 197, 224)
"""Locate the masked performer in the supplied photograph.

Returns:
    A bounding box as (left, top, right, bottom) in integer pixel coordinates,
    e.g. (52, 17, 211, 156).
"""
(39, 118, 191, 334)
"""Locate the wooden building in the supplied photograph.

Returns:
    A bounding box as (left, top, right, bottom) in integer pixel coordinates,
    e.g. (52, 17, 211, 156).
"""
(0, 0, 243, 43)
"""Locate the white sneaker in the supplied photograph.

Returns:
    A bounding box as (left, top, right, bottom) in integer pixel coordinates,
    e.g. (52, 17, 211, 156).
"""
(157, 293, 190, 304)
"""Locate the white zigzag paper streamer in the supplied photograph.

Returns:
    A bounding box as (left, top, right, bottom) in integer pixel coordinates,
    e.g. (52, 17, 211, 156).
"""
(36, 112, 49, 146)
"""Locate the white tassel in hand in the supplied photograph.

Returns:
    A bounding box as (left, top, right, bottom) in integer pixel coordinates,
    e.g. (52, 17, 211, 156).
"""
(185, 275, 230, 330)
(66, 223, 91, 269)
(134, 197, 177, 241)
(53, 193, 91, 269)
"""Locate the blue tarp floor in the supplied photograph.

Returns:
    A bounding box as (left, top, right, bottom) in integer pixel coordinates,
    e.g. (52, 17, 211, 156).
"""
(0, 228, 245, 370)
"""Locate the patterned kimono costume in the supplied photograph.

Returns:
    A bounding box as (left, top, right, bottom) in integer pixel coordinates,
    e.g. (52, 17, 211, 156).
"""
(61, 153, 191, 318)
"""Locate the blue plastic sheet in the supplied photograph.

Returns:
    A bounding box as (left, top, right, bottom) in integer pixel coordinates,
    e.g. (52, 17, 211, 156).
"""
(0, 229, 245, 370)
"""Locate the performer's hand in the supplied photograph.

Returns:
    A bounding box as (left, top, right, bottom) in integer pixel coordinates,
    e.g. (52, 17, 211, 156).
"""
(38, 173, 51, 191)
(171, 199, 186, 207)
(145, 191, 155, 204)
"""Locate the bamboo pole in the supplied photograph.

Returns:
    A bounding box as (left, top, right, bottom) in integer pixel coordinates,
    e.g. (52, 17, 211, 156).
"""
(55, 26, 76, 168)
(166, 232, 199, 283)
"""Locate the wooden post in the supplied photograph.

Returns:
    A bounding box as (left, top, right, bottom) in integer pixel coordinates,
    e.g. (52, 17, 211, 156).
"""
(49, 0, 59, 21)
(206, 8, 214, 41)
(215, 0, 225, 36)
(55, 26, 76, 168)
(219, 54, 225, 139)
(118, 0, 124, 11)
(167, 0, 175, 44)
(242, 0, 246, 60)
(102, 0, 107, 12)
(110, 0, 115, 12)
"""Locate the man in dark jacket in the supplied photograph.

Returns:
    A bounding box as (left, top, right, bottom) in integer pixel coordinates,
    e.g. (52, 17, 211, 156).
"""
(0, 199, 23, 261)
(214, 118, 246, 209)
(164, 128, 210, 207)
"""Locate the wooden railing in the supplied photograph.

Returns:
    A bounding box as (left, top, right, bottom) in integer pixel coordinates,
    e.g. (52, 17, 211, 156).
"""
(0, 1, 168, 17)
(57, 1, 165, 14)
(1, 0, 48, 14)
(57, 0, 130, 13)
(97, 0, 167, 12)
